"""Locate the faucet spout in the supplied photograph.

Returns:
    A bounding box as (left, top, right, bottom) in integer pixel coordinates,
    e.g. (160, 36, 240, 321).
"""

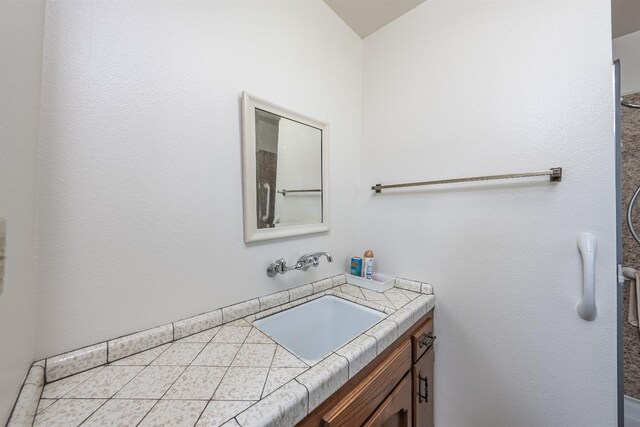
(316, 252, 333, 263)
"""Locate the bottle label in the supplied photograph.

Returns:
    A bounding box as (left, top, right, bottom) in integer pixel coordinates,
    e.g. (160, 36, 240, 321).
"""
(350, 257, 363, 277)
(364, 257, 374, 280)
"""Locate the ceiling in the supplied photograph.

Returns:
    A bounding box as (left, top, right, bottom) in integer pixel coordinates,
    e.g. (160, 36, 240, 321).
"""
(323, 0, 425, 39)
(325, 0, 640, 40)
(611, 0, 640, 38)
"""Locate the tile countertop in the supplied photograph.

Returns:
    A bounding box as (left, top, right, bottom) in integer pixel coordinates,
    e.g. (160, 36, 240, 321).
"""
(24, 280, 435, 427)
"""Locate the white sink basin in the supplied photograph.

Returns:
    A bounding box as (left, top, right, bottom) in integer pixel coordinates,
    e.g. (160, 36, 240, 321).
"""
(253, 295, 385, 362)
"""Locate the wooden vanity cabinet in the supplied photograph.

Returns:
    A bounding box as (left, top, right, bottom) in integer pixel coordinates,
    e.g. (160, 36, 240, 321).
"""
(411, 317, 435, 427)
(297, 309, 434, 427)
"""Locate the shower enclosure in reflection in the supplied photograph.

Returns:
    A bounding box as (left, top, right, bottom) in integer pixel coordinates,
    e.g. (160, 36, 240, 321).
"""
(619, 89, 640, 423)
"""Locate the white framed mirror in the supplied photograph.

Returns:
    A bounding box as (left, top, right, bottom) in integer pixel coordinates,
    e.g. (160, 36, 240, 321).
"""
(241, 92, 329, 243)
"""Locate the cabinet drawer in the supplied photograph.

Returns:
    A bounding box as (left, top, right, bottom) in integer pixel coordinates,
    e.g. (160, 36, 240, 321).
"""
(321, 339, 412, 427)
(363, 372, 412, 427)
(411, 317, 434, 363)
(413, 348, 434, 427)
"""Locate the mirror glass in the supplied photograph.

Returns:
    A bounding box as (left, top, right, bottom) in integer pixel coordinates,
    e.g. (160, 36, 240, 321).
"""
(255, 108, 322, 229)
(242, 92, 329, 242)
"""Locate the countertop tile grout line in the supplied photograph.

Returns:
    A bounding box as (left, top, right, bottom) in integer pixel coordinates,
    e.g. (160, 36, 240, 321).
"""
(210, 319, 302, 424)
(34, 397, 57, 418)
(196, 365, 232, 423)
(53, 366, 106, 400)
(108, 343, 172, 368)
(102, 364, 154, 401)
(331, 350, 350, 376)
(172, 325, 220, 348)
(107, 341, 170, 367)
(56, 397, 122, 400)
(44, 363, 106, 389)
(31, 370, 47, 426)
(133, 327, 225, 426)
(195, 326, 231, 401)
(110, 321, 220, 369)
(192, 322, 256, 427)
(133, 365, 190, 427)
(109, 354, 196, 426)
(75, 398, 111, 427)
(335, 353, 349, 364)
(149, 343, 208, 367)
(257, 336, 279, 400)
(294, 378, 311, 417)
(276, 345, 310, 369)
(387, 318, 400, 333)
(104, 397, 229, 401)
(362, 332, 380, 353)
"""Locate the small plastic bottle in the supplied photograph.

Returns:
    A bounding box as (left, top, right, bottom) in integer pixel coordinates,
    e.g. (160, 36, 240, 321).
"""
(363, 249, 374, 280)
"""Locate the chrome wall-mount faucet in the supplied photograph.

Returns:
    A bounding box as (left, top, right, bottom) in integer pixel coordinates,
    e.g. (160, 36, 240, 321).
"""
(267, 252, 333, 277)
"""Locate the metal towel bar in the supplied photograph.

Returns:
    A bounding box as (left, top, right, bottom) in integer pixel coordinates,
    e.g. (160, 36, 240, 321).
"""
(277, 189, 321, 196)
(371, 167, 562, 193)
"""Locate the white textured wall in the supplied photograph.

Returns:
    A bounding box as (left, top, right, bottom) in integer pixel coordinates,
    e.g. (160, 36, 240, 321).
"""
(0, 0, 44, 421)
(36, 0, 362, 357)
(614, 29, 640, 94)
(362, 1, 616, 425)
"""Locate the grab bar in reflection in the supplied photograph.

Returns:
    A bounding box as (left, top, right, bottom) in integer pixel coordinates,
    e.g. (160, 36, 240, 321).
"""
(277, 189, 321, 196)
(622, 97, 640, 109)
(262, 183, 271, 222)
(623, 266, 637, 280)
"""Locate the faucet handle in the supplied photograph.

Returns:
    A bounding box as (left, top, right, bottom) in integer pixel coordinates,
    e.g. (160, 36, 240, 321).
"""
(266, 258, 287, 277)
(296, 253, 315, 270)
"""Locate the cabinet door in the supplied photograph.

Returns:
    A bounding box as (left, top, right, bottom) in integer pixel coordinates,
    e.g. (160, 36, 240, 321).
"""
(320, 340, 412, 427)
(363, 372, 412, 427)
(413, 348, 434, 427)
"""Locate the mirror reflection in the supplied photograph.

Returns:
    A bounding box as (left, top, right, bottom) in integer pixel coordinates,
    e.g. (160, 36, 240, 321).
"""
(255, 109, 322, 229)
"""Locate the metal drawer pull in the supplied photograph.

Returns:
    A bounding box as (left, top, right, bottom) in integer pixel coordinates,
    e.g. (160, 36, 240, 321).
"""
(418, 332, 436, 350)
(418, 371, 429, 403)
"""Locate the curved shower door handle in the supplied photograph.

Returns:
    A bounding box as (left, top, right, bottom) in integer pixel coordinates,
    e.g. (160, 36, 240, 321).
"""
(262, 183, 271, 222)
(577, 233, 597, 321)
